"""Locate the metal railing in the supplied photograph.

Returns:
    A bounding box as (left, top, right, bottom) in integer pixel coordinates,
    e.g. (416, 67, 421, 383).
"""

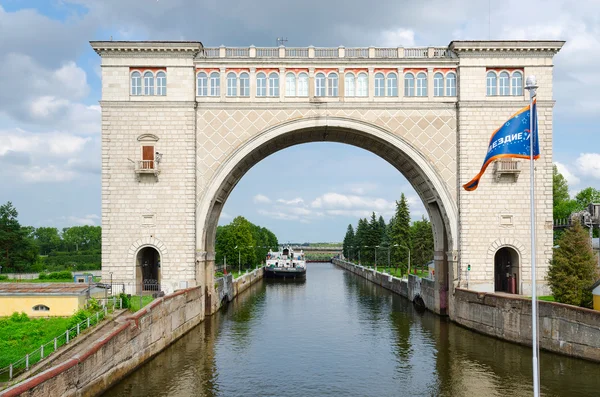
(136, 160, 155, 171)
(107, 279, 162, 296)
(0, 305, 116, 381)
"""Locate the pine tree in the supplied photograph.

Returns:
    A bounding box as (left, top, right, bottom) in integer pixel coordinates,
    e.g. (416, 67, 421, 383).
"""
(547, 222, 599, 308)
(354, 218, 369, 264)
(342, 224, 355, 260)
(390, 194, 411, 273)
(378, 215, 387, 243)
(410, 216, 434, 272)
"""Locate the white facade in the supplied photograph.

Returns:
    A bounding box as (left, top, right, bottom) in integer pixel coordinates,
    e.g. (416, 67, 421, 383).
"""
(92, 40, 563, 316)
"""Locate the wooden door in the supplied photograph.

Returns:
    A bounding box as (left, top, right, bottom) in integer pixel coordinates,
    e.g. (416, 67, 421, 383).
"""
(142, 146, 154, 169)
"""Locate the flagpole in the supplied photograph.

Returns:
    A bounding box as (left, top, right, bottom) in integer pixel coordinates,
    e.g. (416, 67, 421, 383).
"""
(525, 75, 540, 397)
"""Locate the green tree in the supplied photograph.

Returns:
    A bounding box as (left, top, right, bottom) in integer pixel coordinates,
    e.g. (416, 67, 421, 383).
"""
(365, 212, 382, 265)
(574, 187, 600, 211)
(354, 218, 369, 264)
(342, 224, 355, 260)
(547, 222, 599, 308)
(0, 202, 37, 272)
(410, 216, 434, 272)
(553, 165, 577, 220)
(390, 194, 411, 272)
(34, 227, 61, 255)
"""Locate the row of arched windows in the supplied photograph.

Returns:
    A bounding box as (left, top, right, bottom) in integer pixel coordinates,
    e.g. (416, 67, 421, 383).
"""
(487, 71, 523, 96)
(131, 71, 167, 96)
(195, 71, 457, 98)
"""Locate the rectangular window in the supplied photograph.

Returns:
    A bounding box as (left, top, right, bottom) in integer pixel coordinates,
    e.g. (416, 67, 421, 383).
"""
(240, 74, 249, 97)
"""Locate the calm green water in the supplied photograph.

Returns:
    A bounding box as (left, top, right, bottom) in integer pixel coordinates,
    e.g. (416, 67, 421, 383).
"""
(104, 263, 599, 397)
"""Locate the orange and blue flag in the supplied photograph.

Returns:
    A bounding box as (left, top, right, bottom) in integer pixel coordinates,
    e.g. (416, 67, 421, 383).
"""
(463, 100, 538, 191)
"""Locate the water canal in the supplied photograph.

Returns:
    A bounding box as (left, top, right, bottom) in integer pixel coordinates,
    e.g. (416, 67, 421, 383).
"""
(104, 263, 599, 397)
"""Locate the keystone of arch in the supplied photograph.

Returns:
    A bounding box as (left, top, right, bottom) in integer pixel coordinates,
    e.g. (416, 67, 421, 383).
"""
(487, 237, 526, 261)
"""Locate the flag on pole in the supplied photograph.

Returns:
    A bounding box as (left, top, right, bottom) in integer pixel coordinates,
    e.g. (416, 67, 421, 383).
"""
(463, 99, 538, 191)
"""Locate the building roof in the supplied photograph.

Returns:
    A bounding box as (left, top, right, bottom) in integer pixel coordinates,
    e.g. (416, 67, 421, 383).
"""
(0, 283, 95, 296)
(591, 279, 600, 291)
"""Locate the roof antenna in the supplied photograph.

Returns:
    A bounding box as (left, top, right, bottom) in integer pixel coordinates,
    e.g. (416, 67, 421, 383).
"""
(276, 37, 288, 46)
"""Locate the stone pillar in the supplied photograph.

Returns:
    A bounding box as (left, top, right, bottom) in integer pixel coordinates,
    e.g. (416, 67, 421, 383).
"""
(368, 67, 375, 100)
(249, 67, 256, 100)
(308, 67, 315, 99)
(427, 67, 434, 100)
(279, 67, 285, 101)
(397, 67, 404, 98)
(339, 67, 345, 102)
(197, 250, 219, 315)
(220, 67, 226, 100)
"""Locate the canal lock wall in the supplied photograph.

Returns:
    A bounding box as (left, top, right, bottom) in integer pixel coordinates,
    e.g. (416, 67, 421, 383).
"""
(333, 259, 600, 363)
(1, 268, 266, 397)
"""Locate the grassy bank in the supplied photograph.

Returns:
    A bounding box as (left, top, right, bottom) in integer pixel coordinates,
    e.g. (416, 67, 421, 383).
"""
(0, 313, 74, 368)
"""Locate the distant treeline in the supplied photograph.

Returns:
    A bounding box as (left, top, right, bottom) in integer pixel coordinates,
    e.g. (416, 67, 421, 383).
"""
(0, 202, 102, 273)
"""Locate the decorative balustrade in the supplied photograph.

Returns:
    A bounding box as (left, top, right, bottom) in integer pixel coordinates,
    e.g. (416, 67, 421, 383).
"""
(494, 159, 521, 181)
(200, 46, 451, 59)
(286, 47, 309, 57)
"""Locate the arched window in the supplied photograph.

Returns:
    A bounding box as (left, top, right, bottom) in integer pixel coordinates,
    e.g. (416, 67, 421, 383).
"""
(511, 71, 523, 96)
(285, 73, 296, 96)
(433, 73, 444, 97)
(387, 72, 398, 97)
(131, 71, 142, 96)
(404, 73, 415, 97)
(197, 72, 208, 96)
(240, 73, 250, 97)
(298, 73, 308, 97)
(486, 71, 497, 96)
(156, 71, 166, 96)
(210, 72, 220, 96)
(144, 71, 154, 96)
(374, 73, 385, 97)
(256, 72, 266, 97)
(327, 73, 338, 96)
(345, 73, 355, 97)
(268, 73, 279, 97)
(227, 72, 237, 96)
(499, 72, 509, 96)
(315, 73, 326, 97)
(33, 305, 50, 312)
(357, 73, 368, 97)
(446, 72, 456, 97)
(416, 72, 427, 97)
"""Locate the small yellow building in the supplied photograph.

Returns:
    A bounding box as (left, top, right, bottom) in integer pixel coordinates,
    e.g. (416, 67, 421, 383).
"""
(592, 280, 600, 311)
(0, 283, 106, 317)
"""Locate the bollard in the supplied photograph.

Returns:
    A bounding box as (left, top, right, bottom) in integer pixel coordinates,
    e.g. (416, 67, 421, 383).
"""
(41, 344, 44, 359)
(9, 363, 12, 380)
(96, 311, 99, 324)
(66, 330, 69, 344)
(120, 298, 122, 310)
(105, 306, 108, 316)
(77, 323, 80, 336)
(87, 317, 90, 328)
(26, 354, 29, 370)
(54, 337, 57, 351)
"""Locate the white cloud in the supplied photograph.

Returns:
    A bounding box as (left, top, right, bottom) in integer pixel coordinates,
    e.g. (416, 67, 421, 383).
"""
(0, 129, 90, 157)
(220, 211, 233, 220)
(378, 28, 415, 47)
(555, 161, 581, 186)
(253, 194, 272, 204)
(277, 197, 304, 205)
(258, 209, 299, 221)
(311, 192, 395, 212)
(575, 153, 600, 180)
(67, 214, 99, 226)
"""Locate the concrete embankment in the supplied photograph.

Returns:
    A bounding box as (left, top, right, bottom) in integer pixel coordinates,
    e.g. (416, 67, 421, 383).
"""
(1, 268, 265, 397)
(333, 259, 600, 363)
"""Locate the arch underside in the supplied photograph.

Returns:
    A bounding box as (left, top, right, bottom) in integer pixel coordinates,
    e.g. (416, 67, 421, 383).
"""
(202, 120, 457, 257)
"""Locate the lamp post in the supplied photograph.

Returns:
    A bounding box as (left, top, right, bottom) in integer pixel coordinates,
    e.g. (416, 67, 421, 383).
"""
(525, 74, 540, 397)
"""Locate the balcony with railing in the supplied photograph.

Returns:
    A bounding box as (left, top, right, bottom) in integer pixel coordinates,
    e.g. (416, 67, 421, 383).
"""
(494, 159, 521, 181)
(198, 45, 454, 59)
(132, 160, 161, 181)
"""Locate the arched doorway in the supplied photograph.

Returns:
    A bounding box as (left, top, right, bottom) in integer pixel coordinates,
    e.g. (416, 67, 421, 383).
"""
(197, 117, 458, 316)
(494, 247, 519, 294)
(136, 246, 161, 293)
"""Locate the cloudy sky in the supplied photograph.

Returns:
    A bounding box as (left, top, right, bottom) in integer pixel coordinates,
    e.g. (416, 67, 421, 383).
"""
(0, 0, 598, 242)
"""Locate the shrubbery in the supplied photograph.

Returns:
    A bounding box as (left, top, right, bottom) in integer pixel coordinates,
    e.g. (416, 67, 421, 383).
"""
(38, 271, 73, 280)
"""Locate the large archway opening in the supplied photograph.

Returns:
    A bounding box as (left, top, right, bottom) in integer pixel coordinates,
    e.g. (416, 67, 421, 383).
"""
(197, 117, 458, 315)
(494, 247, 520, 294)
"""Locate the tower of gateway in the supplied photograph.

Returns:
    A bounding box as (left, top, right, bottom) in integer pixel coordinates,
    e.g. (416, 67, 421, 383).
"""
(91, 40, 563, 317)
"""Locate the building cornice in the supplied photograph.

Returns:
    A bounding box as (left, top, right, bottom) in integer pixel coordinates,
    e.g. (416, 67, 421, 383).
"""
(90, 41, 204, 58)
(99, 101, 197, 108)
(458, 100, 556, 108)
(449, 40, 564, 58)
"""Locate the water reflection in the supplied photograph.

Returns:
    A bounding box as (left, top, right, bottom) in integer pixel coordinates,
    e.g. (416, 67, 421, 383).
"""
(105, 263, 599, 397)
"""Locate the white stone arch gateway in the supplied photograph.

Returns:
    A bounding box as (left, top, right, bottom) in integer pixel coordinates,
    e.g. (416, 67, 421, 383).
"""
(197, 116, 458, 315)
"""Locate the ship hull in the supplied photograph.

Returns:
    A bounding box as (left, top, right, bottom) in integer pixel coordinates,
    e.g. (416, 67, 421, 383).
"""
(264, 267, 306, 279)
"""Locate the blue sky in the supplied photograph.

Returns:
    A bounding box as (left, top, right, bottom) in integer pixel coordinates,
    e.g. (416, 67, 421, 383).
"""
(0, 0, 598, 242)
